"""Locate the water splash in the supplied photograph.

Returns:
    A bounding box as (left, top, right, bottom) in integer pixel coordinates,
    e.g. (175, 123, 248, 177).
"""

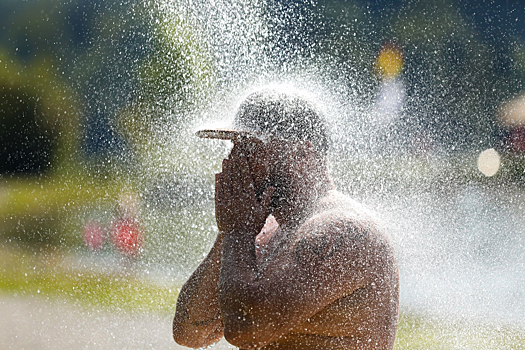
(3, 0, 525, 348)
(132, 0, 525, 332)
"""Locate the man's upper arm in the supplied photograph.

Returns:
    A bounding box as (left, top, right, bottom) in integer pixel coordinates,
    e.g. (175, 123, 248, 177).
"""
(277, 212, 373, 303)
(221, 212, 375, 348)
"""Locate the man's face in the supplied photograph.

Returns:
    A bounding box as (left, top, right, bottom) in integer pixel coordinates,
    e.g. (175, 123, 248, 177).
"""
(232, 137, 279, 199)
(231, 137, 323, 217)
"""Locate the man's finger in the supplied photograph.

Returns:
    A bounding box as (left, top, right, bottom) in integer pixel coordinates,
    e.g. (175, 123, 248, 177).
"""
(215, 173, 223, 198)
(237, 153, 256, 198)
(220, 161, 234, 200)
(215, 172, 225, 201)
(228, 154, 245, 197)
(229, 142, 244, 159)
(260, 186, 276, 211)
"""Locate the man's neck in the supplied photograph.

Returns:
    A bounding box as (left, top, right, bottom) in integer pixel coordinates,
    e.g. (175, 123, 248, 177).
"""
(274, 179, 334, 230)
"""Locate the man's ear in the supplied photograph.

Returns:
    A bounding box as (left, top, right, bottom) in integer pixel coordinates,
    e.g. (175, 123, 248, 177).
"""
(296, 139, 314, 150)
(295, 140, 321, 160)
(303, 140, 314, 148)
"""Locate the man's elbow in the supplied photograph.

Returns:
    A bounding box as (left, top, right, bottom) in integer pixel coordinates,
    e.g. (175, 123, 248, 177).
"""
(173, 318, 197, 348)
(224, 327, 259, 349)
(223, 317, 272, 350)
(220, 287, 276, 348)
(173, 317, 214, 349)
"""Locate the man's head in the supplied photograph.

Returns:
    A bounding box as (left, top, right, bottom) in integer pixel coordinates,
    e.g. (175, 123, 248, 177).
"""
(234, 138, 329, 222)
(198, 88, 332, 223)
(197, 88, 329, 156)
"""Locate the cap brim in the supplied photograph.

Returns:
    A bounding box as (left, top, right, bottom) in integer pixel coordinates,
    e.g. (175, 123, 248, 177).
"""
(196, 129, 256, 140)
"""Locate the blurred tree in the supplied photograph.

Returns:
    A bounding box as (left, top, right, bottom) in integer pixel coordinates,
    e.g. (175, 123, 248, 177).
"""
(0, 0, 128, 175)
(0, 90, 55, 175)
(64, 0, 152, 161)
(303, 0, 525, 153)
(136, 12, 215, 120)
(116, 6, 215, 166)
(0, 50, 81, 175)
(1, 0, 524, 166)
(0, 0, 216, 177)
(393, 0, 523, 152)
(316, 0, 376, 84)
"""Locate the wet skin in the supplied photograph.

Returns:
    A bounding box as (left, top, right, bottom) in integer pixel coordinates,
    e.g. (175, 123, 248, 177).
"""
(173, 138, 399, 350)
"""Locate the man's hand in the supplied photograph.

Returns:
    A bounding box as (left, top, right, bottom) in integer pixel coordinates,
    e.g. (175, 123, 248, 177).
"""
(215, 142, 275, 236)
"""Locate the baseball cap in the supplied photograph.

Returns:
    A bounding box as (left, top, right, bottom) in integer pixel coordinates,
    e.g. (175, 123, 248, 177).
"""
(196, 88, 329, 154)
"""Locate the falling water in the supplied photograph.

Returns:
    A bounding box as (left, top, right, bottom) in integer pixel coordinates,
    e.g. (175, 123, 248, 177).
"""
(2, 0, 525, 349)
(140, 0, 525, 324)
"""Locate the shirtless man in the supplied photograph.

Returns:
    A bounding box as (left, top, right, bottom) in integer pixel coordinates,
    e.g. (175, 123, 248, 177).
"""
(173, 88, 399, 350)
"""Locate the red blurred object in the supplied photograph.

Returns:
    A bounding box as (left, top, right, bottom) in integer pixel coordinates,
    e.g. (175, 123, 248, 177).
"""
(82, 221, 106, 251)
(110, 218, 143, 257)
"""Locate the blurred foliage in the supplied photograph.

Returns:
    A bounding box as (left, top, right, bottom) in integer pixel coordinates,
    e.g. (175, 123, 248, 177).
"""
(0, 49, 81, 174)
(393, 1, 497, 148)
(117, 11, 215, 160)
(0, 0, 216, 248)
(316, 0, 524, 151)
(1, 0, 523, 165)
(0, 176, 127, 247)
(137, 14, 215, 110)
(0, 0, 154, 173)
(501, 153, 525, 183)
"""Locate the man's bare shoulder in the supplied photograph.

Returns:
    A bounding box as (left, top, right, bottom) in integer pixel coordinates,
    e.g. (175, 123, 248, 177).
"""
(304, 190, 384, 236)
(316, 190, 380, 221)
(293, 190, 393, 267)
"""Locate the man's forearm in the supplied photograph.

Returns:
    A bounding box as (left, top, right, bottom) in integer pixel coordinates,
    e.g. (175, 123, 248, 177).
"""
(220, 231, 259, 285)
(219, 229, 286, 349)
(219, 230, 260, 333)
(173, 233, 224, 348)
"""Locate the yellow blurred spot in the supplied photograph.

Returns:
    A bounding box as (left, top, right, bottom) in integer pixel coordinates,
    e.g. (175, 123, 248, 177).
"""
(375, 43, 404, 80)
(477, 148, 500, 177)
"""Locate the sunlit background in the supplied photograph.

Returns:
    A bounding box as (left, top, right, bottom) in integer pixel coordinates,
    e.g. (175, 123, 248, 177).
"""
(1, 0, 525, 348)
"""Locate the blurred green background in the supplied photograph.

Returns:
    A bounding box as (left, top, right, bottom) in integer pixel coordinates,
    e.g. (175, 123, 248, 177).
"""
(1, 0, 525, 348)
